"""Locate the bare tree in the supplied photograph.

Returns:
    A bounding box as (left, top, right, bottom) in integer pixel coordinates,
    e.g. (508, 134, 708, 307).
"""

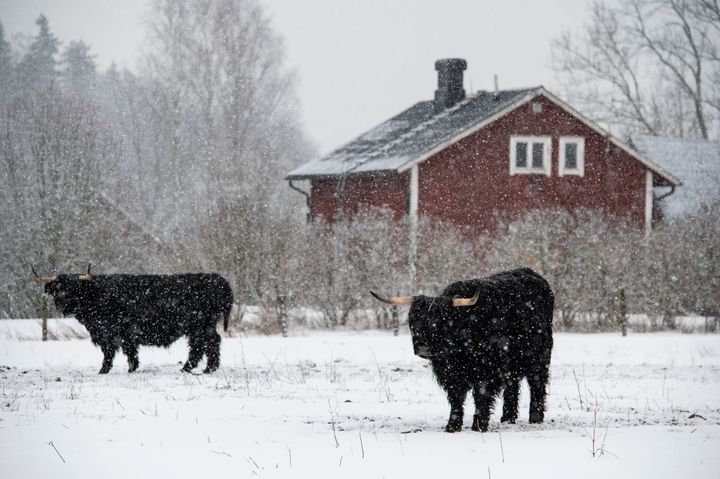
(0, 91, 110, 317)
(552, 0, 720, 139)
(0, 15, 184, 318)
(139, 0, 311, 224)
(96, 0, 316, 296)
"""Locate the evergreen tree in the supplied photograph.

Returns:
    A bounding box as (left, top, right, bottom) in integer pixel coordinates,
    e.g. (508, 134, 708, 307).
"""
(0, 21, 12, 98)
(61, 40, 96, 95)
(15, 14, 60, 93)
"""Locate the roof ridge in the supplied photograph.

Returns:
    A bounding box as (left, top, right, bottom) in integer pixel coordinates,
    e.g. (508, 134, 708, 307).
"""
(346, 88, 543, 174)
(285, 86, 545, 180)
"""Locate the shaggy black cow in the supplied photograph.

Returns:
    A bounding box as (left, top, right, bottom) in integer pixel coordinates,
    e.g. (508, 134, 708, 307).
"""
(35, 269, 234, 374)
(371, 267, 554, 432)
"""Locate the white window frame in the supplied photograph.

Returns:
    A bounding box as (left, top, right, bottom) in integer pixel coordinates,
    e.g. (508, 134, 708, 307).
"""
(509, 136, 552, 176)
(558, 136, 585, 177)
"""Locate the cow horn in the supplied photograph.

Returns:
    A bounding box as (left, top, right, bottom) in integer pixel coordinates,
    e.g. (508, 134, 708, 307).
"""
(370, 290, 412, 306)
(31, 266, 56, 284)
(452, 289, 481, 307)
(79, 263, 93, 281)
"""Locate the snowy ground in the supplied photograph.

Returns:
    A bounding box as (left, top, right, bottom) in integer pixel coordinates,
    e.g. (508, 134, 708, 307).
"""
(1, 320, 719, 478)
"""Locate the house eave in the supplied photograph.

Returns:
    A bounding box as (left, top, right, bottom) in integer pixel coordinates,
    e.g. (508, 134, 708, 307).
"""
(538, 89, 683, 187)
(395, 87, 682, 187)
(288, 87, 683, 187)
(285, 169, 401, 181)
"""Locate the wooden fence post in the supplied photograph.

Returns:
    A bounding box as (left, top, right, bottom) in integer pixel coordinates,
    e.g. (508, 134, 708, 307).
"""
(41, 295, 48, 341)
(392, 306, 399, 336)
(618, 288, 627, 337)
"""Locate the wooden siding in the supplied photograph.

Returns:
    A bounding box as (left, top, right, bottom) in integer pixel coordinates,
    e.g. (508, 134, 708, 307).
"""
(417, 95, 649, 233)
(310, 173, 409, 223)
(309, 95, 655, 233)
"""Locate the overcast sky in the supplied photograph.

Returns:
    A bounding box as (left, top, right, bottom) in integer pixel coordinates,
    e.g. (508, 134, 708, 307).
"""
(1, 0, 590, 154)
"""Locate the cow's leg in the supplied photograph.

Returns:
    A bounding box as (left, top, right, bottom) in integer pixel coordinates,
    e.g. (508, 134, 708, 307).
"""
(122, 342, 140, 373)
(471, 379, 500, 432)
(500, 376, 520, 424)
(203, 330, 221, 374)
(528, 367, 550, 424)
(99, 342, 119, 374)
(444, 384, 469, 433)
(182, 334, 204, 372)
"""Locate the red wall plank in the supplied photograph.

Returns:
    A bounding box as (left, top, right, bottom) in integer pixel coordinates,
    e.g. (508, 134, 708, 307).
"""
(309, 95, 650, 234)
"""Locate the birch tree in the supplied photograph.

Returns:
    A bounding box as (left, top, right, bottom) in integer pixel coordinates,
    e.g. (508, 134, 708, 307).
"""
(551, 0, 720, 138)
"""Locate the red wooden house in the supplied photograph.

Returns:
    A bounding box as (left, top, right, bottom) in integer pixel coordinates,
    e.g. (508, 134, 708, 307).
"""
(286, 59, 680, 236)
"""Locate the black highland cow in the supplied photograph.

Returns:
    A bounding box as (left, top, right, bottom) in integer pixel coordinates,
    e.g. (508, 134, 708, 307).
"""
(372, 267, 554, 432)
(35, 269, 234, 374)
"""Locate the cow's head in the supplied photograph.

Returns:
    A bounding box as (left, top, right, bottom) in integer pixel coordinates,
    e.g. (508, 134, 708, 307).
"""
(370, 289, 480, 359)
(33, 266, 95, 315)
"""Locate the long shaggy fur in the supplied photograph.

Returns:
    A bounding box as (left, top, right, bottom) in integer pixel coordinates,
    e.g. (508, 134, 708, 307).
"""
(43, 273, 234, 374)
(407, 268, 554, 432)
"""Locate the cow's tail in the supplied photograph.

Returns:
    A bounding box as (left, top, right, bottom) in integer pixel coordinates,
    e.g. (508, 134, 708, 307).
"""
(218, 275, 234, 333)
(223, 307, 231, 332)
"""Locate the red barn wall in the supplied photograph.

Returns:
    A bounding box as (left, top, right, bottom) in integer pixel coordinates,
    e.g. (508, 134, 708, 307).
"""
(309, 94, 652, 233)
(418, 95, 649, 233)
(310, 174, 408, 223)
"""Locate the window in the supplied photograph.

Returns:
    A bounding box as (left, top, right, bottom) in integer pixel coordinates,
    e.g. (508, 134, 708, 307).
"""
(510, 136, 551, 176)
(559, 137, 585, 177)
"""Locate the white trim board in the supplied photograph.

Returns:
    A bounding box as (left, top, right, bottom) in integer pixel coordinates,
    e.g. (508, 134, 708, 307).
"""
(645, 170, 653, 237)
(396, 88, 681, 187)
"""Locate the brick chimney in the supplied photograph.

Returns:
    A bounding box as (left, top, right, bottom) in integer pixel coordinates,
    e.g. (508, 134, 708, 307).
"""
(434, 58, 467, 113)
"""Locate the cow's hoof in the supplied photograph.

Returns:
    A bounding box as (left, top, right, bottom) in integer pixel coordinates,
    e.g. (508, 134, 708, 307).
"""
(444, 423, 462, 433)
(471, 415, 489, 432)
(203, 367, 218, 374)
(181, 365, 193, 373)
(529, 410, 544, 423)
(500, 415, 517, 424)
(98, 369, 110, 375)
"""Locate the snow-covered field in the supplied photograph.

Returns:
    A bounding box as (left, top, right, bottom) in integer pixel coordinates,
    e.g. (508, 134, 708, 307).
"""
(1, 320, 718, 478)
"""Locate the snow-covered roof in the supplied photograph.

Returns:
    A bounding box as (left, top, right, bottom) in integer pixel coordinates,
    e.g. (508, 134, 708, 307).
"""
(286, 87, 539, 179)
(630, 135, 720, 218)
(287, 87, 680, 186)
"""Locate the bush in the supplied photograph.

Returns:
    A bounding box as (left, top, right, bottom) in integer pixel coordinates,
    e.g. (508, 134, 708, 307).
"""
(269, 206, 719, 334)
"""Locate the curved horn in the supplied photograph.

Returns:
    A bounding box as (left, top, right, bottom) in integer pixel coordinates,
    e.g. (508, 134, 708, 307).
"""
(370, 290, 412, 306)
(78, 264, 93, 281)
(452, 289, 481, 307)
(31, 266, 57, 284)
